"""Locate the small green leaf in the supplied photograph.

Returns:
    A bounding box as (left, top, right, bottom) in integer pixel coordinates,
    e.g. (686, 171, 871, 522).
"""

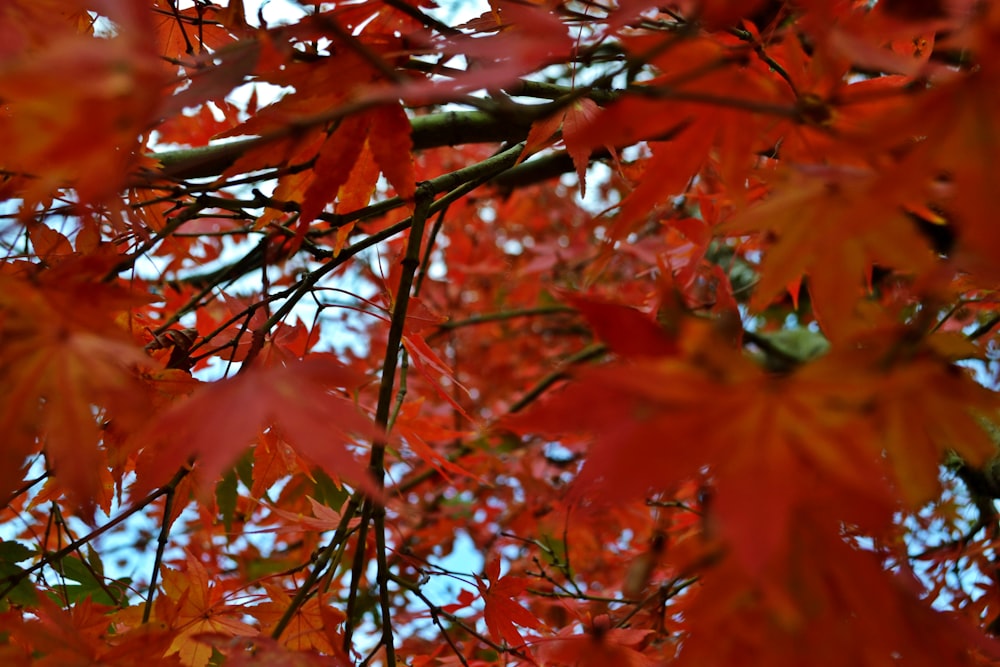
(0, 563, 38, 609)
(235, 448, 255, 489)
(313, 469, 348, 511)
(59, 555, 94, 584)
(217, 468, 239, 535)
(0, 541, 35, 564)
(85, 546, 104, 578)
(48, 556, 128, 606)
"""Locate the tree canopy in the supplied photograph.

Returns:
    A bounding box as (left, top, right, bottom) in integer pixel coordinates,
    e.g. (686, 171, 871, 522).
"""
(3, 0, 1000, 665)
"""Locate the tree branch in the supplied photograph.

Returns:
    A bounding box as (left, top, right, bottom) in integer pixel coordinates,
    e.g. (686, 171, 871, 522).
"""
(151, 110, 534, 181)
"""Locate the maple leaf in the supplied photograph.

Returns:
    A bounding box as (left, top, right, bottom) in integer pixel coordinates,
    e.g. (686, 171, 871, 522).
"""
(476, 558, 544, 648)
(561, 98, 606, 197)
(150, 0, 237, 62)
(719, 164, 937, 342)
(818, 331, 1000, 506)
(511, 318, 968, 572)
(367, 103, 417, 201)
(563, 293, 679, 358)
(887, 63, 1000, 278)
(301, 103, 415, 224)
(522, 98, 606, 196)
(576, 34, 783, 241)
(266, 496, 360, 534)
(0, 268, 154, 514)
(535, 615, 654, 667)
(8, 595, 181, 666)
(151, 554, 259, 667)
(335, 139, 380, 216)
(27, 223, 73, 264)
(162, 41, 260, 117)
(399, 1, 574, 99)
(250, 430, 302, 501)
(0, 4, 165, 206)
(392, 398, 478, 482)
(672, 518, 1000, 667)
(300, 116, 370, 224)
(402, 330, 475, 422)
(132, 355, 378, 499)
(608, 0, 771, 31)
(249, 584, 346, 655)
(513, 307, 1000, 576)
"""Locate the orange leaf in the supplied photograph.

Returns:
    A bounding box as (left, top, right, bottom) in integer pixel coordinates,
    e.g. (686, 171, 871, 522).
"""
(508, 320, 890, 571)
(336, 141, 380, 215)
(402, 330, 475, 422)
(27, 223, 73, 263)
(265, 496, 360, 534)
(393, 398, 479, 482)
(157, 553, 259, 667)
(250, 584, 346, 654)
(521, 109, 563, 160)
(11, 596, 180, 666)
(0, 270, 153, 515)
(250, 430, 302, 501)
(719, 165, 937, 342)
(0, 10, 165, 205)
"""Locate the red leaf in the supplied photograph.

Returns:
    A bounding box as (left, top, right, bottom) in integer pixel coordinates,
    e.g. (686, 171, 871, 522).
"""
(300, 116, 369, 223)
(536, 616, 654, 667)
(521, 110, 563, 160)
(477, 558, 544, 647)
(396, 1, 573, 100)
(28, 223, 73, 262)
(561, 98, 603, 196)
(564, 293, 679, 358)
(441, 588, 478, 615)
(133, 356, 377, 497)
(368, 103, 416, 200)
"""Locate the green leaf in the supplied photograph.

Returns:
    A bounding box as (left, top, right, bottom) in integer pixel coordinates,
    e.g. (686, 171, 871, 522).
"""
(85, 545, 104, 578)
(58, 555, 94, 584)
(51, 556, 129, 606)
(235, 448, 254, 489)
(217, 468, 239, 535)
(0, 563, 38, 609)
(0, 541, 35, 564)
(313, 469, 348, 511)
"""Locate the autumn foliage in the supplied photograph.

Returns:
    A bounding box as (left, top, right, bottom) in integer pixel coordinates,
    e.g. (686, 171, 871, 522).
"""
(5, 0, 1000, 664)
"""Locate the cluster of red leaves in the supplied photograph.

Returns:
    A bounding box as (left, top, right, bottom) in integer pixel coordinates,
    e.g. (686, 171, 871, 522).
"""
(3, 0, 1000, 666)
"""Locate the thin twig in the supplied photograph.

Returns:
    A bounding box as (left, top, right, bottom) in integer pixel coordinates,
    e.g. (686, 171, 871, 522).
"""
(429, 306, 576, 338)
(0, 468, 190, 603)
(388, 341, 608, 495)
(142, 466, 190, 623)
(364, 193, 435, 664)
(272, 490, 365, 640)
(508, 343, 607, 414)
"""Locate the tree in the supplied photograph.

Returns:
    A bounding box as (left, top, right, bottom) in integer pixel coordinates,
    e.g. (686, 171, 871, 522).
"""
(3, 0, 1000, 664)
